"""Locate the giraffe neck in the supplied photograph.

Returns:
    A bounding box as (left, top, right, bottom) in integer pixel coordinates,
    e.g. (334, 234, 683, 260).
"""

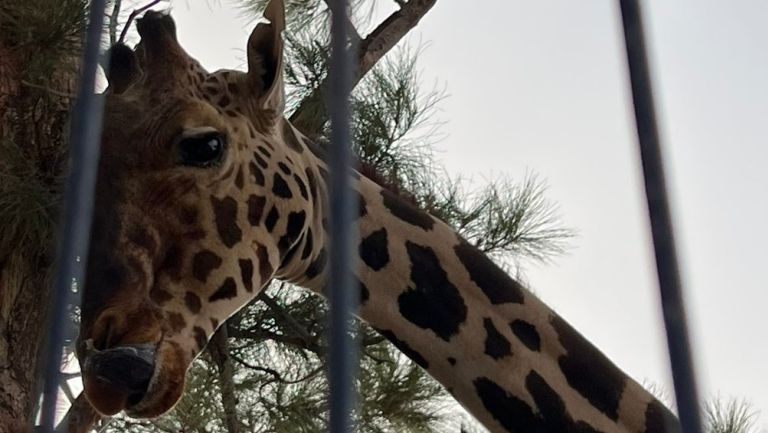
(261, 121, 679, 433)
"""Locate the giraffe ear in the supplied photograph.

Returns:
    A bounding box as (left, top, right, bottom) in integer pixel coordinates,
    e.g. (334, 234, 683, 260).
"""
(105, 44, 141, 94)
(247, 0, 285, 112)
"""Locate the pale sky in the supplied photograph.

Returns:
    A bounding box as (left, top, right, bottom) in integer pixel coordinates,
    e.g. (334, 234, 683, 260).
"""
(161, 0, 767, 427)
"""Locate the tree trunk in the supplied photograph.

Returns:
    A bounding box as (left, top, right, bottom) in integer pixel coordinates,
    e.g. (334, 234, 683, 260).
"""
(0, 254, 51, 433)
(209, 326, 240, 433)
(57, 393, 102, 433)
(290, 0, 439, 136)
(0, 30, 79, 433)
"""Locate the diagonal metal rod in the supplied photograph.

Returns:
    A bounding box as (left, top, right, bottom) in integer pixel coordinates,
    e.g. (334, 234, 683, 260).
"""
(618, 2, 704, 433)
(38, 0, 108, 431)
(326, 0, 360, 432)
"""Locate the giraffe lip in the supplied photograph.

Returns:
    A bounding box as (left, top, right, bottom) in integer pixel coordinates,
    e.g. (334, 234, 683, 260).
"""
(122, 338, 188, 418)
(123, 365, 161, 416)
(122, 343, 165, 416)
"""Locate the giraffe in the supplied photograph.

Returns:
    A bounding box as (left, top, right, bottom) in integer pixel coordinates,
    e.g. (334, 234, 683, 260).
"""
(75, 2, 682, 432)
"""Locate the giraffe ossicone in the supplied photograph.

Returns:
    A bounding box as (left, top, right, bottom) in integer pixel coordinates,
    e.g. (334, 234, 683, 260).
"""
(76, 1, 681, 431)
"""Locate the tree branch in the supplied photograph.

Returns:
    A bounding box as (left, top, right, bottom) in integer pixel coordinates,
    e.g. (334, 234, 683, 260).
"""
(58, 392, 102, 433)
(20, 80, 76, 99)
(231, 353, 325, 385)
(108, 0, 122, 46)
(257, 287, 316, 347)
(228, 326, 325, 357)
(289, 0, 439, 136)
(208, 326, 240, 433)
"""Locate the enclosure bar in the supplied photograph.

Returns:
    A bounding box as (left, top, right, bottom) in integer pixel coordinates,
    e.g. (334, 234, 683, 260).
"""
(38, 0, 108, 431)
(326, 0, 360, 432)
(618, 2, 704, 432)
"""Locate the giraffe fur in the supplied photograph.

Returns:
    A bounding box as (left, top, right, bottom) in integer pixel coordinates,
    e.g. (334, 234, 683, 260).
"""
(75, 2, 681, 432)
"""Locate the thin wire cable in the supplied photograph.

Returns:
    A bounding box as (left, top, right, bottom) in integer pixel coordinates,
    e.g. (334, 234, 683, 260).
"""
(38, 0, 108, 431)
(618, 1, 703, 432)
(326, 0, 359, 432)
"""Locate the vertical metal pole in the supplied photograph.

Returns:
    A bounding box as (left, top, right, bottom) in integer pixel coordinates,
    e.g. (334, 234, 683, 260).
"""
(618, 2, 704, 433)
(326, 0, 359, 432)
(38, 0, 108, 431)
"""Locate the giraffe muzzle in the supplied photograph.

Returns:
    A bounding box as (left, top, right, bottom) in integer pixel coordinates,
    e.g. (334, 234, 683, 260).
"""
(83, 344, 156, 415)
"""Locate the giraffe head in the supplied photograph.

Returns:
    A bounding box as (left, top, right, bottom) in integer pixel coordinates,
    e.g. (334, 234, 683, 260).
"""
(76, 0, 304, 417)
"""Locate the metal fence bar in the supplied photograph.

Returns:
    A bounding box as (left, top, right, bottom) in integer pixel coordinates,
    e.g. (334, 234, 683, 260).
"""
(326, 0, 359, 432)
(618, 2, 704, 432)
(38, 0, 108, 431)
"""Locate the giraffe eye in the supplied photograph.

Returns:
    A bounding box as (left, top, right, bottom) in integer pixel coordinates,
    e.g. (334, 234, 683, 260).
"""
(177, 130, 226, 168)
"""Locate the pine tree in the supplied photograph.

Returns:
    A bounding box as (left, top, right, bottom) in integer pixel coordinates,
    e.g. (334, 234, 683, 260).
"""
(644, 383, 765, 433)
(705, 397, 762, 433)
(0, 1, 87, 430)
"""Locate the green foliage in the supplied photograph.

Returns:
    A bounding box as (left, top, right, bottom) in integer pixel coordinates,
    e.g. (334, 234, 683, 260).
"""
(446, 175, 575, 263)
(0, 0, 87, 82)
(283, 29, 330, 118)
(0, 139, 60, 259)
(706, 397, 761, 433)
(356, 354, 446, 433)
(226, 284, 456, 433)
(236, 0, 379, 34)
(351, 45, 444, 193)
(639, 384, 764, 433)
(0, 0, 86, 260)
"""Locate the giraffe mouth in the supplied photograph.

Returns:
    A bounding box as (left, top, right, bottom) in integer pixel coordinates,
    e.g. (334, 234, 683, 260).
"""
(82, 338, 188, 418)
(82, 342, 155, 416)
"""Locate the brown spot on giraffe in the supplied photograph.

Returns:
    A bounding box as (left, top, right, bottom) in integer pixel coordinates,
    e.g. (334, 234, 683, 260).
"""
(234, 166, 245, 189)
(184, 292, 202, 314)
(264, 206, 279, 232)
(398, 241, 467, 342)
(178, 205, 199, 226)
(168, 313, 186, 334)
(193, 326, 208, 350)
(254, 152, 269, 169)
(159, 244, 184, 282)
(257, 146, 271, 158)
(209, 277, 238, 302)
(127, 224, 158, 257)
(483, 317, 512, 360)
(249, 161, 266, 186)
(238, 259, 254, 292)
(150, 288, 173, 305)
(254, 245, 273, 286)
(510, 319, 541, 352)
(247, 194, 267, 225)
(192, 250, 222, 282)
(210, 196, 242, 248)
